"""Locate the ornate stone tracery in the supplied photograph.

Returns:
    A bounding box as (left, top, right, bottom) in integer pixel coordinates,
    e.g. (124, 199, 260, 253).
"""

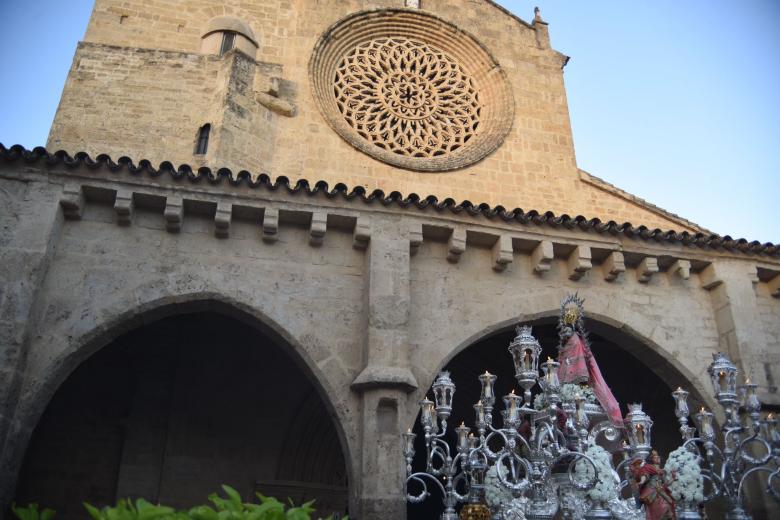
(333, 37, 481, 159)
(310, 9, 514, 172)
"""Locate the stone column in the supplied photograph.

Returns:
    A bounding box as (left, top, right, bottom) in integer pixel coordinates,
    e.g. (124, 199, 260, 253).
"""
(704, 260, 774, 404)
(704, 260, 780, 518)
(352, 229, 417, 519)
(0, 179, 65, 506)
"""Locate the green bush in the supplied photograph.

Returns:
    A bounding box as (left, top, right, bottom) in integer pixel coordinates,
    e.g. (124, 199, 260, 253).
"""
(12, 486, 347, 520)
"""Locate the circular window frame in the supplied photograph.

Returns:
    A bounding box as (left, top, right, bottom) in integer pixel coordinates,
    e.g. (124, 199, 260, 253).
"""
(309, 8, 515, 172)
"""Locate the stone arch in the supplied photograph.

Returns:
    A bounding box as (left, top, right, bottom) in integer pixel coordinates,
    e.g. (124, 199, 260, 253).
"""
(8, 291, 355, 515)
(407, 304, 717, 520)
(200, 15, 258, 57)
(431, 309, 713, 408)
(409, 288, 718, 423)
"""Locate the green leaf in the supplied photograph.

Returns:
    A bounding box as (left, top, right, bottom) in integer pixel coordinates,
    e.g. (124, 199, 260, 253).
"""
(40, 509, 56, 520)
(83, 503, 103, 520)
(188, 506, 218, 520)
(220, 485, 242, 512)
(12, 503, 42, 520)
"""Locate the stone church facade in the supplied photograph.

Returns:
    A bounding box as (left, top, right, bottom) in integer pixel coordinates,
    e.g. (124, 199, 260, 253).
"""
(0, 1, 778, 519)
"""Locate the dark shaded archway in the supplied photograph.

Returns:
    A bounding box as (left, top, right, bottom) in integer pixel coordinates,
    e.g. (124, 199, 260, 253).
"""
(407, 316, 707, 519)
(15, 311, 349, 519)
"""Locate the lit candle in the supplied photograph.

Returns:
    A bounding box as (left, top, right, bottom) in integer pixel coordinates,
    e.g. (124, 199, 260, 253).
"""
(635, 424, 645, 444)
(505, 390, 520, 423)
(479, 371, 497, 407)
(456, 422, 471, 453)
(403, 428, 416, 457)
(468, 432, 478, 449)
(719, 371, 728, 392)
(523, 350, 531, 370)
(672, 387, 689, 418)
(419, 398, 434, 429)
(695, 407, 715, 441)
(474, 401, 486, 426)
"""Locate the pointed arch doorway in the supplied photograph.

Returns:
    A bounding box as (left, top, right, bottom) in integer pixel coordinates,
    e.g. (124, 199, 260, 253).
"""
(14, 308, 349, 520)
(407, 315, 707, 520)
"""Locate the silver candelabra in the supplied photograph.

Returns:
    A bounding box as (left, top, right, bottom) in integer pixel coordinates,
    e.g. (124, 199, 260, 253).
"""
(403, 328, 780, 520)
(671, 352, 780, 519)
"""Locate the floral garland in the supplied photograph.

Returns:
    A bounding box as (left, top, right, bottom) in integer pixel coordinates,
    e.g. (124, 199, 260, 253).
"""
(533, 383, 597, 409)
(573, 441, 619, 503)
(484, 463, 514, 511)
(664, 447, 704, 503)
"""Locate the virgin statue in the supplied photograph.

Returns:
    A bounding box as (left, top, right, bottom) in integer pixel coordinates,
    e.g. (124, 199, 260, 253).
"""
(556, 294, 623, 426)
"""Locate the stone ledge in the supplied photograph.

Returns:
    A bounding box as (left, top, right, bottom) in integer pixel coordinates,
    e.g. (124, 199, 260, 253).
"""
(351, 365, 418, 393)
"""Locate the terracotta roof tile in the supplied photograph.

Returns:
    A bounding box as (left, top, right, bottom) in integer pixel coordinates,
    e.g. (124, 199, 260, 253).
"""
(1, 144, 776, 257)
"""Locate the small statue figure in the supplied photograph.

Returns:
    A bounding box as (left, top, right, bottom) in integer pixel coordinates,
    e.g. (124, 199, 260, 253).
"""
(556, 294, 623, 426)
(630, 450, 677, 520)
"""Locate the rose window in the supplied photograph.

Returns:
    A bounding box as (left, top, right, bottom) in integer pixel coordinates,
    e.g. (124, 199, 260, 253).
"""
(310, 9, 514, 171)
(333, 37, 481, 159)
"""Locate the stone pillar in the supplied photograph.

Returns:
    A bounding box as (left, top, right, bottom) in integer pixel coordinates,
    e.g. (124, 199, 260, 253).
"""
(0, 179, 64, 506)
(704, 260, 780, 518)
(352, 231, 417, 519)
(704, 260, 774, 404)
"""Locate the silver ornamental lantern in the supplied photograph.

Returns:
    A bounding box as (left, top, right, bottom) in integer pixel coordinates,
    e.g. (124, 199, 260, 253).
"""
(708, 352, 740, 427)
(677, 352, 780, 520)
(508, 325, 541, 406)
(624, 403, 653, 459)
(672, 386, 695, 441)
(432, 371, 456, 423)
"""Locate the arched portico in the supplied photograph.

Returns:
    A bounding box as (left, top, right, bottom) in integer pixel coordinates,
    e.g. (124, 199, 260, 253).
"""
(407, 310, 714, 519)
(407, 287, 719, 426)
(4, 293, 357, 518)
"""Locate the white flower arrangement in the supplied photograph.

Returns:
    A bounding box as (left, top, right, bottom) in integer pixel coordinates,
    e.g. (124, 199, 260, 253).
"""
(484, 463, 514, 510)
(533, 383, 597, 409)
(664, 447, 704, 503)
(573, 441, 619, 503)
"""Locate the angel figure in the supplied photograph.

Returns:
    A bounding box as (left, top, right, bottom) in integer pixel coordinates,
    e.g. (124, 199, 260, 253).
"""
(630, 450, 677, 520)
(556, 294, 623, 426)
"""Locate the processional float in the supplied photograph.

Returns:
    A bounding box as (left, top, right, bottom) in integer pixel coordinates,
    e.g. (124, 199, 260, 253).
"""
(403, 295, 780, 520)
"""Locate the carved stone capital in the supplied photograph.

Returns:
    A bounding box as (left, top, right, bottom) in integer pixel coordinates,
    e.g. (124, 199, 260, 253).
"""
(163, 196, 183, 233)
(353, 216, 371, 250)
(447, 228, 466, 263)
(531, 240, 553, 274)
(602, 251, 625, 282)
(114, 190, 134, 226)
(636, 257, 659, 283)
(214, 202, 231, 238)
(59, 183, 84, 220)
(262, 208, 279, 243)
(700, 263, 723, 290)
(309, 211, 327, 246)
(492, 235, 513, 272)
(567, 245, 592, 281)
(670, 259, 691, 280)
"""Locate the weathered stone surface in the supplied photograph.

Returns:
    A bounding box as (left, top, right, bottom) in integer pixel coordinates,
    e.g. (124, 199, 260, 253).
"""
(1, 2, 777, 519)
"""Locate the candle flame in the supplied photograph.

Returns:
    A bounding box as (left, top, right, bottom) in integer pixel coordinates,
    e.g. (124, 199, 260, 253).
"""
(511, 389, 515, 395)
(746, 377, 751, 384)
(460, 421, 465, 427)
(719, 371, 726, 378)
(700, 406, 706, 413)
(469, 433, 474, 438)
(768, 413, 775, 420)
(407, 428, 411, 433)
(547, 356, 553, 362)
(676, 387, 683, 392)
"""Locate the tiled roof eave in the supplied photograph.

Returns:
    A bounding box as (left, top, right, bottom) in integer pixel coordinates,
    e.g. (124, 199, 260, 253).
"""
(1, 144, 776, 257)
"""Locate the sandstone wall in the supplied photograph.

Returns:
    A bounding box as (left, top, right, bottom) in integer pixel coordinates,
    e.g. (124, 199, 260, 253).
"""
(46, 0, 698, 232)
(1, 160, 778, 517)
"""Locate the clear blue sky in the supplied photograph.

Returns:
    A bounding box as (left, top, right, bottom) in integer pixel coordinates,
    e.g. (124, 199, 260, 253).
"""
(0, 1, 778, 242)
